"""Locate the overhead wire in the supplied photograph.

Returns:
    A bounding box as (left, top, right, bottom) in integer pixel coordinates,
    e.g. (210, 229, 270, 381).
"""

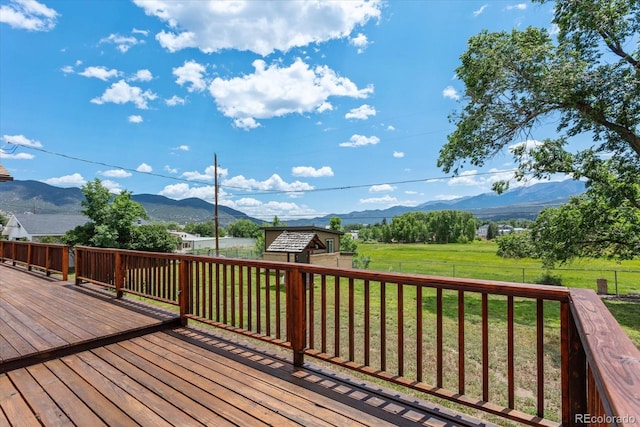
(4, 141, 524, 198)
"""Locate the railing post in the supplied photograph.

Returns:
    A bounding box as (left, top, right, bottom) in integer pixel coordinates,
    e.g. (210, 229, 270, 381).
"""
(45, 245, 51, 277)
(286, 267, 306, 367)
(27, 242, 32, 271)
(179, 259, 190, 326)
(115, 251, 124, 298)
(74, 247, 82, 285)
(61, 245, 69, 281)
(561, 301, 587, 426)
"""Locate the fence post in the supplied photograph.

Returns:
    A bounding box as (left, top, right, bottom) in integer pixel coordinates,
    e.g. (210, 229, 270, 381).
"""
(286, 266, 306, 367)
(179, 259, 190, 326)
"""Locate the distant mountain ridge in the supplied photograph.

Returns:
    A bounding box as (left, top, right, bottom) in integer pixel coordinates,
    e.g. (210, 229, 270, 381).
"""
(0, 180, 259, 225)
(0, 179, 586, 226)
(286, 180, 587, 226)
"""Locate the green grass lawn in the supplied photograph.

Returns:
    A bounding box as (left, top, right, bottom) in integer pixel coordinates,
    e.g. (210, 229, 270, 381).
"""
(357, 241, 640, 348)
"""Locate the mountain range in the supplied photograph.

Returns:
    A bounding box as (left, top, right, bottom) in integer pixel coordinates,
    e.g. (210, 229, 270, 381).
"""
(0, 179, 586, 226)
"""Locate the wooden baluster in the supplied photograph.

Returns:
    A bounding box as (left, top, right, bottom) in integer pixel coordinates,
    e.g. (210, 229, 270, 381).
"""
(364, 279, 370, 367)
(458, 290, 465, 395)
(536, 299, 544, 418)
(416, 284, 423, 383)
(437, 287, 443, 388)
(507, 295, 515, 409)
(482, 293, 489, 402)
(348, 277, 354, 362)
(398, 282, 404, 377)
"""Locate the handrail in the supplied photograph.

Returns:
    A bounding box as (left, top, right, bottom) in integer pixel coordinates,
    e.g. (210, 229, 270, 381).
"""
(567, 289, 640, 427)
(0, 240, 69, 280)
(72, 246, 639, 426)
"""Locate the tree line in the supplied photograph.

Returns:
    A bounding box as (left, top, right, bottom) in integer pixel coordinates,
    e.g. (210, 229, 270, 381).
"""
(358, 211, 478, 244)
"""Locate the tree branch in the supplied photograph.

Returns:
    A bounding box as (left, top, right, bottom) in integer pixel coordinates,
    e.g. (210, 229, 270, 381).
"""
(575, 101, 640, 157)
(598, 30, 640, 71)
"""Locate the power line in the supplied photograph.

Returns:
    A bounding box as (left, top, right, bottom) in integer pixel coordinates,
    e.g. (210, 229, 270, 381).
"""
(5, 141, 523, 197)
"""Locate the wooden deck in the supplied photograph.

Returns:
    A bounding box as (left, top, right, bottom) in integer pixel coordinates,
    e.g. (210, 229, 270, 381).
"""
(0, 265, 180, 373)
(0, 265, 496, 427)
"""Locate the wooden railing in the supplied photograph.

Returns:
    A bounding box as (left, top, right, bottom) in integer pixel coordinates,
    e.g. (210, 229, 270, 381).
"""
(0, 240, 69, 280)
(73, 246, 640, 427)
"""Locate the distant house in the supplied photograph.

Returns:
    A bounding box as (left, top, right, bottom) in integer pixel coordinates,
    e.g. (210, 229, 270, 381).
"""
(262, 226, 353, 268)
(0, 164, 13, 182)
(476, 224, 490, 239)
(1, 214, 88, 242)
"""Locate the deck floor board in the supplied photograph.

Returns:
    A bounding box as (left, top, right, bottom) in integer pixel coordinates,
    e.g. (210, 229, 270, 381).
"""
(0, 264, 497, 427)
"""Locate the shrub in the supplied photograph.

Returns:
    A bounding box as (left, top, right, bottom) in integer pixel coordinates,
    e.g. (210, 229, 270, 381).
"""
(534, 272, 563, 286)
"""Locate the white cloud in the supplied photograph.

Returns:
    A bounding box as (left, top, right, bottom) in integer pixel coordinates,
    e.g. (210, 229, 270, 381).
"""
(506, 3, 527, 11)
(393, 151, 405, 158)
(130, 69, 153, 82)
(128, 115, 143, 123)
(155, 30, 197, 53)
(90, 80, 157, 109)
(78, 66, 120, 81)
(509, 139, 542, 155)
(339, 134, 380, 148)
(164, 165, 178, 174)
(442, 85, 460, 101)
(179, 164, 229, 182)
(209, 58, 373, 129)
(291, 166, 334, 178)
(345, 104, 376, 120)
(132, 28, 149, 36)
(173, 60, 207, 92)
(61, 65, 74, 74)
(448, 169, 516, 187)
(2, 134, 43, 148)
(136, 163, 152, 172)
(43, 173, 85, 187)
(233, 117, 260, 130)
(100, 33, 143, 53)
(159, 183, 216, 202)
(369, 184, 395, 192)
(165, 95, 186, 106)
(223, 174, 314, 193)
(0, 0, 58, 31)
(226, 198, 318, 221)
(134, 1, 382, 56)
(359, 195, 398, 205)
(0, 151, 34, 159)
(99, 169, 132, 178)
(101, 179, 123, 193)
(473, 5, 488, 16)
(173, 145, 189, 152)
(350, 32, 369, 53)
(387, 125, 396, 131)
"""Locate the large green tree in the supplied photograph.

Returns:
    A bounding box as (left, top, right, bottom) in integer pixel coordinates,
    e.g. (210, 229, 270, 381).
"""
(227, 219, 261, 238)
(438, 0, 639, 265)
(64, 179, 178, 252)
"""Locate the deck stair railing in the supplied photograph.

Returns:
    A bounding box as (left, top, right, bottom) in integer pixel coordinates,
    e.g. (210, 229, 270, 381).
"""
(72, 246, 639, 427)
(0, 240, 68, 280)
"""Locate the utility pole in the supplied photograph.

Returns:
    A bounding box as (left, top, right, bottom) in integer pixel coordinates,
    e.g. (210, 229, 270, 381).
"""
(214, 153, 220, 257)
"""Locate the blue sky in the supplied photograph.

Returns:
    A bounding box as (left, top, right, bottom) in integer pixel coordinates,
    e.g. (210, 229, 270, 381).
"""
(1, 0, 562, 221)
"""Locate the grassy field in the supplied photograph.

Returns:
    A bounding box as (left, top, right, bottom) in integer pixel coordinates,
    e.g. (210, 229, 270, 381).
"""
(357, 241, 640, 348)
